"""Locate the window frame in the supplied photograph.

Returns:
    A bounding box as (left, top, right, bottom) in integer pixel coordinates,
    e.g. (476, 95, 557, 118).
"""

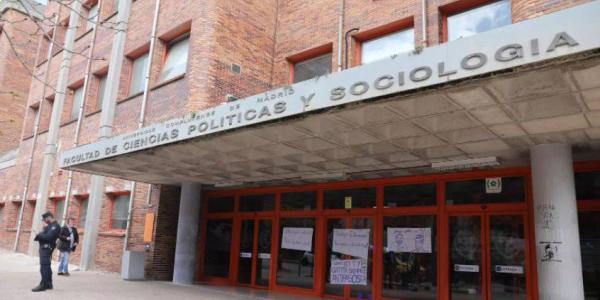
(77, 195, 90, 229)
(440, 0, 513, 43)
(353, 17, 415, 66)
(0, 203, 4, 228)
(287, 43, 333, 84)
(70, 84, 85, 121)
(159, 33, 190, 83)
(94, 72, 108, 111)
(128, 52, 150, 96)
(51, 197, 66, 224)
(108, 192, 130, 231)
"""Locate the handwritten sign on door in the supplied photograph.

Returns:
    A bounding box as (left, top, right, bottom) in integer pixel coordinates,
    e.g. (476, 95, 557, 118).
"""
(281, 227, 313, 252)
(332, 229, 370, 259)
(329, 259, 368, 285)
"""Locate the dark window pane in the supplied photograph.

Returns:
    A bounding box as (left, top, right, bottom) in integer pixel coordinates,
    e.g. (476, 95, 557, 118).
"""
(325, 218, 346, 296)
(324, 188, 376, 209)
(239, 194, 275, 212)
(293, 53, 332, 83)
(238, 219, 254, 284)
(277, 218, 316, 289)
(575, 171, 600, 200)
(450, 216, 482, 299)
(579, 211, 600, 299)
(385, 183, 437, 207)
(446, 177, 525, 204)
(383, 215, 437, 299)
(447, 0, 511, 41)
(281, 191, 317, 210)
(204, 219, 232, 278)
(255, 220, 272, 287)
(489, 215, 527, 299)
(207, 197, 234, 213)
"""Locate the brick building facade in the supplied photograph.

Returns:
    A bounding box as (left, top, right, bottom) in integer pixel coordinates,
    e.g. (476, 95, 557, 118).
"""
(0, 0, 599, 299)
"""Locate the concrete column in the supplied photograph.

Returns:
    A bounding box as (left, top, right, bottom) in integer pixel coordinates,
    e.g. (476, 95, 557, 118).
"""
(173, 183, 202, 284)
(80, 0, 132, 271)
(531, 144, 584, 300)
(28, 1, 82, 256)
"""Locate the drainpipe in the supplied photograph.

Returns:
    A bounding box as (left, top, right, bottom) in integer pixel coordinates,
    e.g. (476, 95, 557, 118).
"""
(422, 0, 428, 47)
(61, 0, 103, 227)
(344, 28, 359, 69)
(337, 0, 344, 71)
(27, 1, 83, 256)
(122, 0, 161, 254)
(13, 8, 61, 252)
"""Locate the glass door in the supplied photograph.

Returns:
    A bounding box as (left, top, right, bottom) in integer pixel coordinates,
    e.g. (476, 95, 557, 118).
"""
(324, 216, 374, 299)
(237, 218, 273, 288)
(448, 213, 528, 300)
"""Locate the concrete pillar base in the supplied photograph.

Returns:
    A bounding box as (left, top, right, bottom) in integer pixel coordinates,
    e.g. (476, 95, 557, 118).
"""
(172, 183, 202, 284)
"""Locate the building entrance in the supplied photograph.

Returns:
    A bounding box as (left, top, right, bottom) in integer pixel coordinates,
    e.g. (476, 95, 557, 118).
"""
(199, 164, 600, 299)
(448, 212, 529, 300)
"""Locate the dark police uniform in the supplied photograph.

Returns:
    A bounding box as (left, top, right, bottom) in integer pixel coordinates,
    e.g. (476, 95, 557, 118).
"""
(33, 218, 60, 291)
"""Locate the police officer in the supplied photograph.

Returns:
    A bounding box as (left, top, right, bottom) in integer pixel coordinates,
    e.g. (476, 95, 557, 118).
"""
(32, 211, 60, 292)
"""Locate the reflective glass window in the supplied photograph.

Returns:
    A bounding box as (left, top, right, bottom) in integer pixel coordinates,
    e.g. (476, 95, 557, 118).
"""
(362, 28, 414, 64)
(447, 0, 511, 41)
(293, 53, 332, 83)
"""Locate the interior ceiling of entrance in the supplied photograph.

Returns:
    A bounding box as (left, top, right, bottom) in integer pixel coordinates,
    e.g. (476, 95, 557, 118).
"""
(76, 55, 600, 186)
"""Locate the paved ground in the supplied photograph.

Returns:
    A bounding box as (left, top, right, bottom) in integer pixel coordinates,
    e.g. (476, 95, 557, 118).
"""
(0, 249, 321, 299)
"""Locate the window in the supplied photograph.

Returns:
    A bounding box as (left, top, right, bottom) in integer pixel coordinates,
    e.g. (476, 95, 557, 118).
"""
(281, 191, 317, 210)
(129, 53, 149, 95)
(112, 0, 120, 12)
(445, 176, 525, 204)
(111, 194, 130, 229)
(79, 198, 89, 228)
(0, 205, 4, 227)
(292, 53, 332, 83)
(239, 194, 275, 212)
(361, 28, 414, 64)
(207, 196, 234, 213)
(71, 86, 84, 120)
(159, 35, 189, 82)
(579, 211, 600, 299)
(86, 4, 99, 32)
(385, 183, 437, 207)
(204, 219, 233, 278)
(96, 75, 107, 110)
(575, 171, 600, 200)
(54, 199, 65, 224)
(323, 187, 376, 209)
(277, 218, 316, 289)
(383, 215, 437, 299)
(446, 0, 511, 42)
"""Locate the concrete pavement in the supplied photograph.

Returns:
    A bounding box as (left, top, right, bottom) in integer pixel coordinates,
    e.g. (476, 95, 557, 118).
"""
(0, 249, 322, 299)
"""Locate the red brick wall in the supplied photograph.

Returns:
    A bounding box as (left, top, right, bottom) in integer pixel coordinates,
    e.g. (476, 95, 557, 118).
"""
(0, 9, 38, 154)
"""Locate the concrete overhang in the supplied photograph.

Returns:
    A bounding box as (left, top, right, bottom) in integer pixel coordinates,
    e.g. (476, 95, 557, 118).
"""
(60, 1, 600, 186)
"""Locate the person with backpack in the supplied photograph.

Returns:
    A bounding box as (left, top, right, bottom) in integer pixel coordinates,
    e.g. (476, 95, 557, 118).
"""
(57, 217, 79, 276)
(32, 211, 61, 292)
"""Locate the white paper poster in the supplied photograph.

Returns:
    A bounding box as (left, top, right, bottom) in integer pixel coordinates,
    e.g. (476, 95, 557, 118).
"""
(387, 227, 432, 253)
(332, 229, 370, 259)
(281, 227, 314, 251)
(329, 259, 368, 285)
